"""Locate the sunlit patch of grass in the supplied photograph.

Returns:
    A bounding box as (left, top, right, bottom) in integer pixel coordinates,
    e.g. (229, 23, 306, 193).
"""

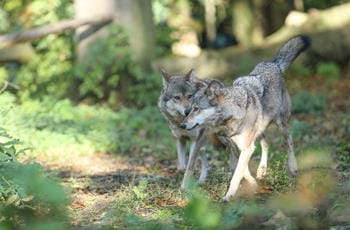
(103, 176, 188, 228)
(265, 151, 293, 192)
(297, 148, 335, 170)
(0, 93, 174, 160)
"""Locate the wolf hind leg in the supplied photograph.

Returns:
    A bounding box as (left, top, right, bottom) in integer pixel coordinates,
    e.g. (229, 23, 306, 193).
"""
(217, 136, 238, 171)
(277, 120, 298, 176)
(244, 167, 258, 190)
(257, 135, 268, 179)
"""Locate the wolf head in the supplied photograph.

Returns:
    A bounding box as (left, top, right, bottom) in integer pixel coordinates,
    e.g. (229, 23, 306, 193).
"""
(159, 69, 206, 119)
(180, 80, 224, 130)
(181, 80, 247, 130)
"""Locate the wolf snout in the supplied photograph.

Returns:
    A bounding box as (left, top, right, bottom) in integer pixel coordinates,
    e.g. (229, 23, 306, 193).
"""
(184, 108, 191, 116)
(179, 123, 187, 129)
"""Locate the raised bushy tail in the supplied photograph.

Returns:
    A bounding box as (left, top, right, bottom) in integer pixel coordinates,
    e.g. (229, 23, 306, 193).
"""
(272, 35, 311, 72)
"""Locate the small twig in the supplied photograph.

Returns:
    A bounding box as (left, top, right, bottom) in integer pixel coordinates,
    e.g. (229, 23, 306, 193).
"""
(0, 81, 8, 94)
(0, 80, 19, 94)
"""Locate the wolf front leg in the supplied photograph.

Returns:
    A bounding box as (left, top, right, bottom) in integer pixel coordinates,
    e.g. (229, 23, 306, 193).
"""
(223, 143, 256, 202)
(227, 138, 257, 188)
(181, 130, 206, 190)
(176, 137, 187, 171)
(198, 150, 209, 184)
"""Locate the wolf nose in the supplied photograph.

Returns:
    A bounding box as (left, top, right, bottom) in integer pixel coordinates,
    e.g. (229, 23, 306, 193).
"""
(179, 123, 186, 129)
(184, 108, 191, 116)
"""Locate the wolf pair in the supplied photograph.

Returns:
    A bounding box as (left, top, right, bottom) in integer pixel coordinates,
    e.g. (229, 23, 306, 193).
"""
(158, 35, 311, 201)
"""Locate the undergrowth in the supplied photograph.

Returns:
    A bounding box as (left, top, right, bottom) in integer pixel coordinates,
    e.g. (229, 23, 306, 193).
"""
(0, 93, 173, 159)
(0, 128, 70, 229)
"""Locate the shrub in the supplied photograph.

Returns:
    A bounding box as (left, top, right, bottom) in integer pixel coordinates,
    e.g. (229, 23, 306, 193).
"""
(290, 63, 312, 78)
(316, 62, 340, 85)
(0, 128, 70, 229)
(74, 25, 162, 107)
(291, 120, 310, 140)
(292, 91, 328, 115)
(2, 0, 74, 100)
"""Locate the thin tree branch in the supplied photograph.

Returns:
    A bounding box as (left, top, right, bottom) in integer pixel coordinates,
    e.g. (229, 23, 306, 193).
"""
(0, 16, 113, 49)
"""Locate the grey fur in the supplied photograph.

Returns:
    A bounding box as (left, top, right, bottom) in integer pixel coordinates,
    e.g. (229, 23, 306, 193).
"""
(272, 35, 311, 72)
(181, 35, 311, 201)
(158, 69, 213, 186)
(158, 70, 257, 189)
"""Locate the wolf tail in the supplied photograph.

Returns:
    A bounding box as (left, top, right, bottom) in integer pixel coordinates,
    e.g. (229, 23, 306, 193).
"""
(272, 35, 311, 72)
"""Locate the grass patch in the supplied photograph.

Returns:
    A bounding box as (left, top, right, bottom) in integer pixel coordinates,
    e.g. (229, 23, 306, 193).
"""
(0, 93, 173, 159)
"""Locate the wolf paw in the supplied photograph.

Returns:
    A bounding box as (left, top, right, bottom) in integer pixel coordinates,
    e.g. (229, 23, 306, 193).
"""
(180, 181, 189, 191)
(256, 165, 267, 180)
(222, 195, 232, 203)
(198, 176, 207, 185)
(288, 168, 298, 177)
(177, 164, 186, 172)
(198, 170, 209, 185)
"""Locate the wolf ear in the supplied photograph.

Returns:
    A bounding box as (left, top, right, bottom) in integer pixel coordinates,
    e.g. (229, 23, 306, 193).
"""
(195, 80, 207, 91)
(231, 88, 248, 120)
(184, 69, 195, 81)
(160, 69, 171, 86)
(206, 80, 223, 96)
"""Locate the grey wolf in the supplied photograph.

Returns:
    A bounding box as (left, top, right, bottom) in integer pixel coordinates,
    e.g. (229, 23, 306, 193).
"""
(158, 69, 212, 186)
(181, 35, 311, 201)
(158, 69, 243, 188)
(158, 70, 268, 190)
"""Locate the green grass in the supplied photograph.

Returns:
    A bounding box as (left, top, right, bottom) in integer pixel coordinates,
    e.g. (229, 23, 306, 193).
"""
(0, 93, 173, 160)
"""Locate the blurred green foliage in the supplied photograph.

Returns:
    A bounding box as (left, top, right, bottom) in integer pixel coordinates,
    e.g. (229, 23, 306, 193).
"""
(290, 63, 312, 78)
(291, 120, 310, 140)
(292, 91, 328, 115)
(75, 25, 161, 107)
(316, 61, 341, 85)
(1, 0, 162, 107)
(1, 0, 74, 99)
(184, 189, 221, 229)
(0, 128, 70, 229)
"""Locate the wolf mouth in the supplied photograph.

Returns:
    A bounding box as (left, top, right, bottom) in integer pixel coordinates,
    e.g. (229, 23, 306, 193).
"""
(187, 123, 199, 130)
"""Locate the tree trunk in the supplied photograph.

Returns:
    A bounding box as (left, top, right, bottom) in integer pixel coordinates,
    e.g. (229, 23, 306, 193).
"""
(204, 0, 217, 47)
(70, 0, 155, 101)
(122, 0, 155, 70)
(68, 0, 116, 101)
(231, 0, 263, 47)
(74, 0, 115, 62)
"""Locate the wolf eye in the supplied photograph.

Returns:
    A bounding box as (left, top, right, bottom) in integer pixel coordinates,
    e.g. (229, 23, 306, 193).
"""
(193, 107, 199, 112)
(187, 94, 193, 99)
(173, 96, 180, 100)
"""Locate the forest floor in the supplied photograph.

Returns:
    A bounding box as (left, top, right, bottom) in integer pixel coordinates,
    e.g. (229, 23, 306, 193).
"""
(19, 77, 350, 229)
